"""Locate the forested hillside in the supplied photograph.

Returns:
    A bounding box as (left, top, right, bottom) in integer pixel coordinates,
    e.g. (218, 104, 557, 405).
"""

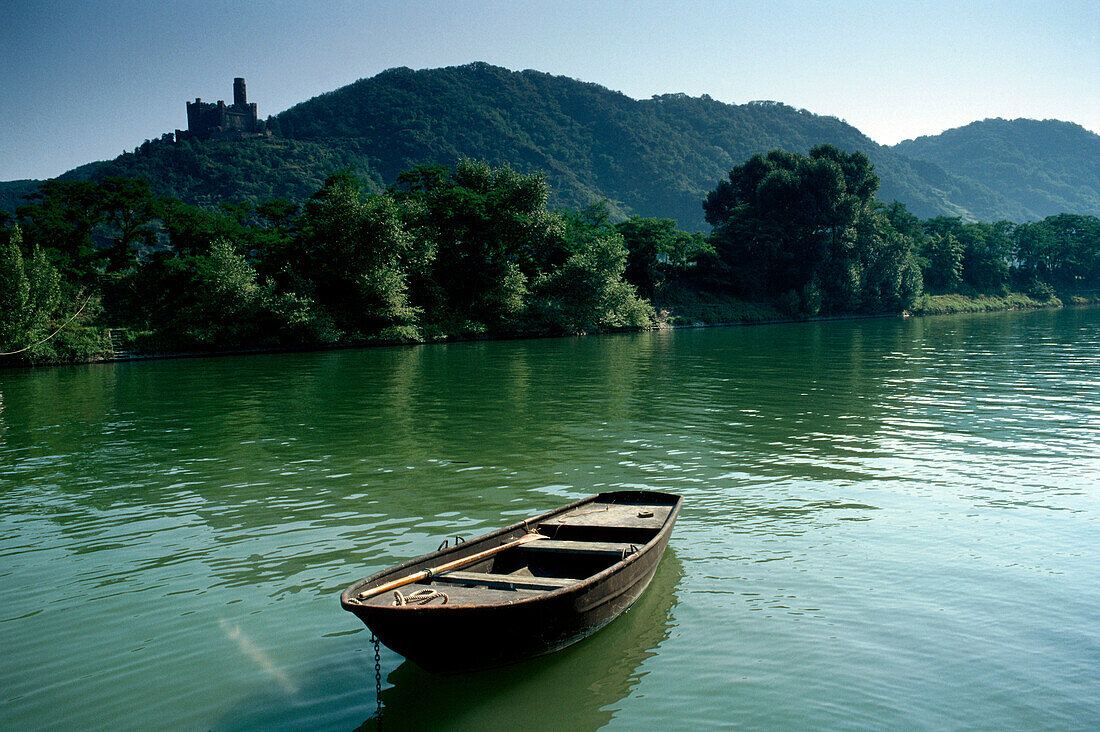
(267, 62, 1034, 226)
(0, 181, 40, 215)
(894, 119, 1100, 220)
(3, 64, 1098, 229)
(77, 137, 382, 208)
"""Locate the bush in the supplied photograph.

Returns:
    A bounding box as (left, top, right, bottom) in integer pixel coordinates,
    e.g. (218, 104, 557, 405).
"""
(1026, 278, 1056, 301)
(913, 292, 1061, 315)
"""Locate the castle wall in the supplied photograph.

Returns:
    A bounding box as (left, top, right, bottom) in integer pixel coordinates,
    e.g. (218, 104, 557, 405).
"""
(179, 79, 264, 140)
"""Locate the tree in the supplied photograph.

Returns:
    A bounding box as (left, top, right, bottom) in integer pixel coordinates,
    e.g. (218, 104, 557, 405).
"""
(169, 238, 262, 346)
(156, 197, 248, 257)
(98, 177, 159, 272)
(702, 145, 917, 313)
(616, 216, 712, 299)
(858, 209, 923, 311)
(0, 224, 63, 355)
(922, 217, 1011, 293)
(0, 225, 32, 348)
(529, 212, 653, 333)
(921, 232, 964, 292)
(884, 201, 925, 243)
(298, 173, 418, 337)
(1038, 214, 1100, 289)
(17, 180, 105, 284)
(393, 160, 560, 330)
(960, 221, 1012, 292)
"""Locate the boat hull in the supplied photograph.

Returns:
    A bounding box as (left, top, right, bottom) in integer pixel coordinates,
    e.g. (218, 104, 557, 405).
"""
(341, 491, 680, 674)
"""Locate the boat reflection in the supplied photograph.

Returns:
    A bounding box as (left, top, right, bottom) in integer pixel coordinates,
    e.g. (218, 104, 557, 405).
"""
(357, 549, 684, 731)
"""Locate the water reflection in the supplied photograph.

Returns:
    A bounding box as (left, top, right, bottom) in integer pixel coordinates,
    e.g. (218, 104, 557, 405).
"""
(3, 308, 1100, 730)
(363, 550, 684, 731)
(201, 551, 683, 731)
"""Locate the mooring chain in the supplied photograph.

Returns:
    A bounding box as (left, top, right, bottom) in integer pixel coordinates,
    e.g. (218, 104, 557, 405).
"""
(372, 633, 383, 729)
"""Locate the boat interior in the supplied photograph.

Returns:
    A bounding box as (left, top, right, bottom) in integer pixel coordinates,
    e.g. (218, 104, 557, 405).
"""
(361, 495, 677, 607)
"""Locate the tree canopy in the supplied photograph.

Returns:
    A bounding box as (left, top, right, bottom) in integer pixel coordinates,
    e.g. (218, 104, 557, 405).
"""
(703, 145, 921, 314)
(3, 152, 1098, 365)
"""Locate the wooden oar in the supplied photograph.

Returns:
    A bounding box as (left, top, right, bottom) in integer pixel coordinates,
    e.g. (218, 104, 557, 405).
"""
(355, 532, 547, 601)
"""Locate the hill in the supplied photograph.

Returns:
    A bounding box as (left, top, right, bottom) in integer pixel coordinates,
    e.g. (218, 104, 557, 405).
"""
(270, 62, 1022, 226)
(894, 118, 1100, 220)
(3, 64, 1097, 228)
(76, 137, 381, 207)
(0, 180, 41, 216)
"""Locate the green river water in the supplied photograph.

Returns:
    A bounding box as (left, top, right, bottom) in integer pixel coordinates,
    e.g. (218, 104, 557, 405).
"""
(2, 308, 1099, 730)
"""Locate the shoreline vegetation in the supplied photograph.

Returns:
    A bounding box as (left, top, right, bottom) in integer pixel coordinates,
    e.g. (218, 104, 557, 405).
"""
(3, 148, 1099, 367)
(12, 295, 1095, 367)
(12, 293, 1097, 368)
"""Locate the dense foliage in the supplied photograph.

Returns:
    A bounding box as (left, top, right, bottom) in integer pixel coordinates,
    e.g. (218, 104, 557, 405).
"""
(702, 146, 923, 314)
(9, 64, 1097, 231)
(0, 216, 108, 363)
(1, 163, 662, 363)
(2, 150, 1098, 366)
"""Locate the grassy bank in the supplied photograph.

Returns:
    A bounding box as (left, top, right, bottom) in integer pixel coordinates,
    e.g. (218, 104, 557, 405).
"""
(654, 288, 786, 326)
(657, 288, 1100, 327)
(910, 291, 1100, 315)
(913, 292, 1060, 315)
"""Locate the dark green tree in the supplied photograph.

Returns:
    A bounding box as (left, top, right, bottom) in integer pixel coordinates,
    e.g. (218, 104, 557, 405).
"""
(616, 216, 713, 299)
(1014, 214, 1100, 291)
(98, 178, 159, 273)
(173, 238, 262, 346)
(921, 232, 964, 293)
(858, 208, 923, 311)
(703, 145, 917, 313)
(156, 197, 249, 257)
(922, 217, 1011, 293)
(529, 209, 654, 333)
(297, 173, 418, 338)
(393, 160, 560, 331)
(960, 221, 1012, 292)
(0, 223, 95, 362)
(17, 180, 105, 284)
(0, 225, 36, 349)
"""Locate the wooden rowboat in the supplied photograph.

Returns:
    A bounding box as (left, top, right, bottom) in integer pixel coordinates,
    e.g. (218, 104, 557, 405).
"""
(340, 490, 682, 673)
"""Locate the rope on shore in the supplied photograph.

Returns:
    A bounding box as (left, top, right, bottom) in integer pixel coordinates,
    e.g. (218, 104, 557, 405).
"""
(0, 296, 92, 357)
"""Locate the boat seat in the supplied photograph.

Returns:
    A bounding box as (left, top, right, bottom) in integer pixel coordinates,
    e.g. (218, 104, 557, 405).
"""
(543, 502, 670, 526)
(517, 539, 638, 556)
(432, 571, 575, 591)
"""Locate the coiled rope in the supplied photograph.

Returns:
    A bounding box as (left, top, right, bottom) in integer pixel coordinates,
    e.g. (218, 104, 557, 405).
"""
(392, 588, 449, 606)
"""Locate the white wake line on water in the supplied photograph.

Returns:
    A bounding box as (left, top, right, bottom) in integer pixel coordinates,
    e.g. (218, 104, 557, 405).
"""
(219, 618, 300, 695)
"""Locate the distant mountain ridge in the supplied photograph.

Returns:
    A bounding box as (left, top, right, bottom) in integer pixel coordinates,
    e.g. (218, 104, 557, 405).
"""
(894, 118, 1100, 220)
(3, 63, 1098, 229)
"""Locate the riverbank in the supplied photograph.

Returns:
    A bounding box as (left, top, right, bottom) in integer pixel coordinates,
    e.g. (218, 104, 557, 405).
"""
(5, 290, 1100, 368)
(654, 289, 1100, 327)
(911, 291, 1100, 315)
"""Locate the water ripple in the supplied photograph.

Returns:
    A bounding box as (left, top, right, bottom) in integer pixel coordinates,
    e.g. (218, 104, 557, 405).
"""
(2, 309, 1100, 729)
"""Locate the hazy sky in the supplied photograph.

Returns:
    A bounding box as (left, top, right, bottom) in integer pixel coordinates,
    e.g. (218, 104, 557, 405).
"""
(2, 0, 1097, 181)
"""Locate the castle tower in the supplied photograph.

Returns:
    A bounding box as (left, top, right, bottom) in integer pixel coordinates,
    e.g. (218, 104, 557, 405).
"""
(178, 77, 265, 141)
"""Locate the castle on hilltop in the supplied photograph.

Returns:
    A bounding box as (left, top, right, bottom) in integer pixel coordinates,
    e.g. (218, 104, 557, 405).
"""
(175, 77, 267, 141)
